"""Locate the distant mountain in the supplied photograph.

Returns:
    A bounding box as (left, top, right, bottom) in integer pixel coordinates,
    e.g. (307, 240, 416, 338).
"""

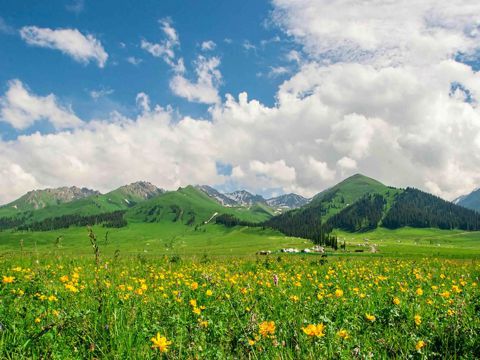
(454, 188, 480, 212)
(109, 181, 163, 205)
(266, 193, 310, 209)
(0, 181, 164, 225)
(225, 190, 266, 206)
(0, 186, 100, 217)
(195, 185, 238, 207)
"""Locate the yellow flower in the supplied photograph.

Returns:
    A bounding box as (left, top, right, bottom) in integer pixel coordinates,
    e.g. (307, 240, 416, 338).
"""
(440, 291, 451, 298)
(189, 299, 197, 307)
(206, 289, 213, 296)
(414, 314, 422, 326)
(190, 282, 199, 290)
(259, 321, 276, 338)
(416, 340, 426, 351)
(335, 289, 344, 298)
(248, 339, 256, 346)
(34, 317, 41, 324)
(302, 323, 326, 338)
(199, 320, 208, 328)
(192, 307, 201, 315)
(337, 329, 349, 339)
(393, 297, 400, 305)
(151, 333, 172, 352)
(365, 313, 376, 322)
(2, 276, 15, 284)
(416, 288, 423, 296)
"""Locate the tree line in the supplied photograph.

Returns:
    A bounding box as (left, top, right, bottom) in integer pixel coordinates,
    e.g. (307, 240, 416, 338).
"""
(382, 188, 480, 230)
(17, 211, 127, 231)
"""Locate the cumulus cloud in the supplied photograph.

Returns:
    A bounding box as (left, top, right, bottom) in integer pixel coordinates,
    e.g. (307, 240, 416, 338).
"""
(19, 26, 108, 67)
(170, 56, 222, 104)
(0, 79, 83, 130)
(271, 0, 480, 66)
(3, 3, 480, 203)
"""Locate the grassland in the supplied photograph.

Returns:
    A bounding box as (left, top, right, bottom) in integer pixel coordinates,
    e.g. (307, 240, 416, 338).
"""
(0, 252, 478, 358)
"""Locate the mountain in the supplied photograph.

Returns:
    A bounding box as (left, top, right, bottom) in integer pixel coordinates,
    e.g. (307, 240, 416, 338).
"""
(127, 186, 273, 225)
(106, 181, 163, 206)
(0, 181, 164, 225)
(195, 185, 238, 207)
(454, 188, 480, 212)
(265, 174, 480, 237)
(225, 190, 266, 206)
(307, 173, 396, 219)
(266, 193, 310, 209)
(0, 186, 100, 218)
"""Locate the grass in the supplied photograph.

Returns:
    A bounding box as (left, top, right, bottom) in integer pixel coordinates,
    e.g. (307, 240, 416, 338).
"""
(0, 252, 478, 358)
(0, 222, 309, 256)
(333, 227, 480, 258)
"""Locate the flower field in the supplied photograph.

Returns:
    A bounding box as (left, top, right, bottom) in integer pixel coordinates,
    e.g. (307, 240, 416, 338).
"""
(0, 254, 479, 358)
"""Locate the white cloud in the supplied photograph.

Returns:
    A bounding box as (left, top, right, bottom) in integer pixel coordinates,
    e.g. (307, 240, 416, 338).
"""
(4, 4, 480, 203)
(201, 40, 216, 51)
(141, 18, 182, 71)
(19, 26, 108, 67)
(126, 56, 142, 65)
(135, 92, 151, 113)
(170, 56, 222, 104)
(0, 79, 83, 130)
(243, 40, 256, 52)
(268, 66, 290, 78)
(271, 0, 480, 66)
(90, 88, 114, 100)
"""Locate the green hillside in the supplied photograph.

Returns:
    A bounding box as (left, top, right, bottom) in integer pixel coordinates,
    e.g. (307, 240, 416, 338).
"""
(127, 186, 273, 225)
(0, 186, 99, 218)
(0, 182, 163, 227)
(309, 173, 400, 219)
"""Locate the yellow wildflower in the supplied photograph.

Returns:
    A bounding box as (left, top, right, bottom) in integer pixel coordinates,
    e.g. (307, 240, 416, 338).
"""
(337, 329, 349, 339)
(416, 340, 426, 351)
(151, 333, 171, 352)
(365, 313, 376, 322)
(302, 323, 325, 337)
(414, 314, 421, 326)
(259, 321, 275, 338)
(2, 276, 15, 284)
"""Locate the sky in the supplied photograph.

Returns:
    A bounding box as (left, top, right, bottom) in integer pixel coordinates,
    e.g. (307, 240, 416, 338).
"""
(1, 0, 480, 204)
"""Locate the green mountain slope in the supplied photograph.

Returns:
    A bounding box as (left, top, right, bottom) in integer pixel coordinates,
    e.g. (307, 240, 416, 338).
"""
(127, 186, 273, 225)
(307, 174, 400, 219)
(0, 186, 99, 218)
(1, 182, 163, 224)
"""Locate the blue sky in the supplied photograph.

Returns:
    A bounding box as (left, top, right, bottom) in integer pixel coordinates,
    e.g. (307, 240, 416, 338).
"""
(0, 0, 298, 141)
(1, 0, 480, 204)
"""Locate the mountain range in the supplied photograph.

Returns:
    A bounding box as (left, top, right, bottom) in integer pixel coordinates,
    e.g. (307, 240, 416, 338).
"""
(454, 188, 480, 212)
(1, 174, 479, 238)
